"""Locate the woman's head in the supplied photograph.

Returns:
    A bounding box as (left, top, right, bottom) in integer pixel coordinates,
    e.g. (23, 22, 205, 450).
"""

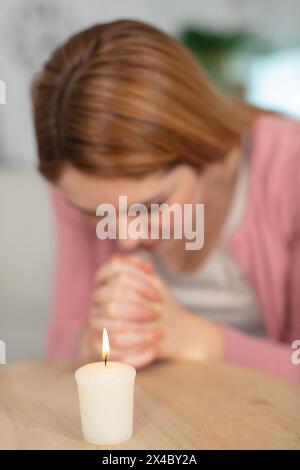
(32, 19, 258, 181)
(31, 19, 260, 252)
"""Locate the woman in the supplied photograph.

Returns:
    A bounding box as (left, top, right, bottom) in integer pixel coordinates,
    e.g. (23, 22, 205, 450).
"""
(31, 19, 300, 382)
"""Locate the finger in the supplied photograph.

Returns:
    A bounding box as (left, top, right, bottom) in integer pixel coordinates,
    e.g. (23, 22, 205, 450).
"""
(109, 329, 162, 349)
(101, 344, 158, 369)
(110, 254, 154, 273)
(90, 301, 161, 323)
(88, 315, 162, 336)
(94, 256, 154, 287)
(88, 320, 162, 351)
(122, 345, 159, 369)
(96, 270, 161, 302)
(91, 286, 161, 317)
(124, 272, 162, 302)
(88, 337, 153, 361)
(94, 259, 163, 297)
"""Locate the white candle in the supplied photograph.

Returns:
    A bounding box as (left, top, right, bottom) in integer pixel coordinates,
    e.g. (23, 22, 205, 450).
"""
(75, 328, 136, 445)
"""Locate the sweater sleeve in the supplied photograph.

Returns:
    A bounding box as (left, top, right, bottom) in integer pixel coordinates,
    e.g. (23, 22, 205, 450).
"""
(47, 186, 95, 359)
(222, 125, 300, 384)
(283, 133, 300, 377)
(221, 203, 300, 384)
(221, 326, 300, 383)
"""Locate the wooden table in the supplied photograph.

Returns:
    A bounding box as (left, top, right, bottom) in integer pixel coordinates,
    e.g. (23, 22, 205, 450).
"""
(0, 360, 299, 450)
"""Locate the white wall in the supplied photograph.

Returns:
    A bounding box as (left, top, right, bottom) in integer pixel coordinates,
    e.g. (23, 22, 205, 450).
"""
(0, 168, 54, 361)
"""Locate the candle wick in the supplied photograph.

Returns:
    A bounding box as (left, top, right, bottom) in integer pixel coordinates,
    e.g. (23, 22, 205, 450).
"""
(105, 355, 107, 366)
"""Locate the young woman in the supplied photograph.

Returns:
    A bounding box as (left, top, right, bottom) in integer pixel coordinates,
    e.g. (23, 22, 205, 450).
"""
(31, 19, 300, 382)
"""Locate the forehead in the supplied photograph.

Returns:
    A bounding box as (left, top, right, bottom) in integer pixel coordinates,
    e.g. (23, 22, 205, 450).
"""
(58, 165, 182, 209)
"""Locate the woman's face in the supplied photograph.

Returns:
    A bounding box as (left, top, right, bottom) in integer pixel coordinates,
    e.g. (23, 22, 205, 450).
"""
(58, 163, 205, 255)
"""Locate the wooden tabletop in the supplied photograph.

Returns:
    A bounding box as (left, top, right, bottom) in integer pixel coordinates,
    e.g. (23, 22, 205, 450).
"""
(0, 360, 299, 450)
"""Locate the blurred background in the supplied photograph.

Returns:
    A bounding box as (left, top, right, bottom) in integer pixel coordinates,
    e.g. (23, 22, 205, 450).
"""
(0, 0, 299, 362)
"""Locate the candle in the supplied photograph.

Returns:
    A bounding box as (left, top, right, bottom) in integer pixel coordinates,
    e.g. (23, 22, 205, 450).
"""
(75, 328, 136, 445)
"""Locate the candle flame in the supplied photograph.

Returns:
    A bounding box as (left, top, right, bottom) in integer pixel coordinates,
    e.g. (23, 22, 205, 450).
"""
(102, 328, 109, 364)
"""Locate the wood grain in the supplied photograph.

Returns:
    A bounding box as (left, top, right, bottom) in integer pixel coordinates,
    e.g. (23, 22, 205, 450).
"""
(0, 360, 299, 449)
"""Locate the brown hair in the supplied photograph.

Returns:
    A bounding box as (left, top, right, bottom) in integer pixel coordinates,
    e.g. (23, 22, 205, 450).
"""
(31, 19, 262, 182)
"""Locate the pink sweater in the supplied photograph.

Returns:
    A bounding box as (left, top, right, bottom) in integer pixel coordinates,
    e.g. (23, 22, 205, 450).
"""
(47, 115, 300, 383)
